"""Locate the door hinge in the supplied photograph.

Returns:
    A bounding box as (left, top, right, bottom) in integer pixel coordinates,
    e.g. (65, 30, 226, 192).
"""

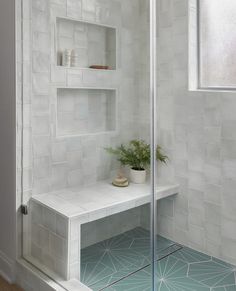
(21, 204, 28, 215)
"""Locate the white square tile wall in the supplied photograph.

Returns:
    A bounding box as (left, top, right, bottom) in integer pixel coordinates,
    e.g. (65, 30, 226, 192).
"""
(22, 0, 148, 198)
(18, 0, 150, 281)
(156, 0, 236, 266)
(30, 200, 69, 279)
(17, 0, 151, 288)
(57, 88, 116, 136)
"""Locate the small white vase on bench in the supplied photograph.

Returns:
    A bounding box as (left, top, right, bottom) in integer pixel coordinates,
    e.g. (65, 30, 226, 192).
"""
(130, 168, 147, 184)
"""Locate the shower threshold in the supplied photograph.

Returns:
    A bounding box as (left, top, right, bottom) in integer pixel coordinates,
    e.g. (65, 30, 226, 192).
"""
(81, 227, 182, 291)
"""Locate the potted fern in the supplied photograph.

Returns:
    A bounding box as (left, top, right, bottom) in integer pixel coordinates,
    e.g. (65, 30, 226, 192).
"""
(105, 140, 168, 184)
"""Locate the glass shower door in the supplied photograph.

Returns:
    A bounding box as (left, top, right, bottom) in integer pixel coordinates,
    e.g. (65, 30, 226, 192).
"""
(20, 0, 154, 290)
(19, 0, 182, 290)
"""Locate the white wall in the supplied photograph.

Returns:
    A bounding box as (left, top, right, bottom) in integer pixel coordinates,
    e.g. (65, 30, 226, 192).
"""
(19, 0, 151, 280)
(156, 0, 236, 266)
(21, 0, 147, 199)
(0, 0, 16, 282)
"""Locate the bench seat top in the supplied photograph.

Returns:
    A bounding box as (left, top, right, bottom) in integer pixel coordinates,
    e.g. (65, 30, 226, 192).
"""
(32, 180, 179, 222)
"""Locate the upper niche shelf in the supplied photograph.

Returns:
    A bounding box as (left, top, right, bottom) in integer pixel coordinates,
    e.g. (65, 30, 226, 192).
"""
(56, 17, 117, 70)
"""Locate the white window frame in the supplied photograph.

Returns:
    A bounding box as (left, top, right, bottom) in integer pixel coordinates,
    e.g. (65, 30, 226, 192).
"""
(189, 0, 236, 92)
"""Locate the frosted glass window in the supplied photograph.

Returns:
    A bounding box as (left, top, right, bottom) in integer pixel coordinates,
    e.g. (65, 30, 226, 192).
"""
(199, 0, 236, 88)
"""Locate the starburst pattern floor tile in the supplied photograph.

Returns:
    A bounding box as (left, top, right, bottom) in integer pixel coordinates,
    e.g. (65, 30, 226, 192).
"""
(103, 269, 152, 291)
(81, 227, 236, 291)
(155, 256, 209, 291)
(188, 259, 236, 288)
(171, 247, 211, 264)
(108, 257, 208, 291)
(110, 254, 235, 291)
(81, 227, 180, 289)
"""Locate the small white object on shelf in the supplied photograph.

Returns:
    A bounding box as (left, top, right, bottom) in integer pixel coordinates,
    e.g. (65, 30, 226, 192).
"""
(130, 168, 147, 184)
(71, 49, 79, 67)
(62, 49, 72, 67)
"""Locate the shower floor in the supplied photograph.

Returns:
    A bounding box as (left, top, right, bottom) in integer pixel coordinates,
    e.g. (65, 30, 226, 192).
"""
(81, 227, 181, 290)
(81, 227, 236, 291)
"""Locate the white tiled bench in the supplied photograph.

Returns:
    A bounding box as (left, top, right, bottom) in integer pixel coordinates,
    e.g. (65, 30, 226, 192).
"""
(29, 181, 179, 284)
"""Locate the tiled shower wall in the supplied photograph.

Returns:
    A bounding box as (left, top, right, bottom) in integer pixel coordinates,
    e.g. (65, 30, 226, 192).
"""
(57, 88, 116, 136)
(156, 0, 236, 266)
(16, 1, 236, 288)
(20, 0, 149, 199)
(18, 0, 150, 269)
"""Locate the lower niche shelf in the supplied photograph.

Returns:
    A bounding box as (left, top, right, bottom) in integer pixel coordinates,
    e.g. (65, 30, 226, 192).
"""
(57, 87, 116, 137)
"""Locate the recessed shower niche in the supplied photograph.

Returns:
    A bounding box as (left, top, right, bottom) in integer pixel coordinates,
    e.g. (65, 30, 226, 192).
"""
(56, 17, 117, 70)
(57, 88, 117, 137)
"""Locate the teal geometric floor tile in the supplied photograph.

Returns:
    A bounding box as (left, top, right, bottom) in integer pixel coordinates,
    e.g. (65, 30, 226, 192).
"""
(103, 269, 151, 291)
(88, 268, 143, 291)
(155, 256, 210, 291)
(81, 227, 236, 291)
(188, 259, 236, 288)
(171, 247, 211, 264)
(89, 244, 183, 291)
(156, 244, 182, 260)
(108, 256, 209, 291)
(81, 227, 180, 290)
(123, 227, 149, 239)
(81, 261, 115, 287)
(156, 256, 188, 279)
(105, 246, 236, 290)
(212, 286, 236, 291)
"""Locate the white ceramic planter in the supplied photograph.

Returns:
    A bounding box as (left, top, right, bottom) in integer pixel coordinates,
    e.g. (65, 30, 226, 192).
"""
(130, 168, 146, 184)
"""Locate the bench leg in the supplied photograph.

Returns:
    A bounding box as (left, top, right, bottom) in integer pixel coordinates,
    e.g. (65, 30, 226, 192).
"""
(68, 219, 81, 280)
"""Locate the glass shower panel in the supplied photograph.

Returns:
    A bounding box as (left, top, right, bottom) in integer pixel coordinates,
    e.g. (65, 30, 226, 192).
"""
(19, 0, 185, 289)
(20, 0, 155, 290)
